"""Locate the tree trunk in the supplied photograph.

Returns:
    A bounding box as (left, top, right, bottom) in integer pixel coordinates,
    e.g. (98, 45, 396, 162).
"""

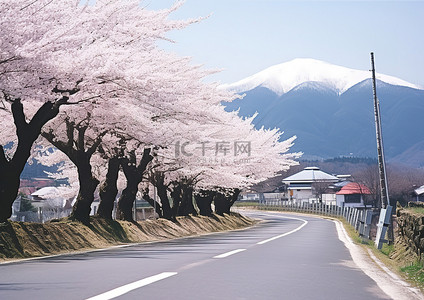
(194, 190, 215, 217)
(0, 163, 20, 223)
(0, 98, 67, 222)
(116, 149, 153, 221)
(97, 156, 120, 219)
(214, 192, 230, 216)
(42, 119, 102, 225)
(180, 185, 196, 216)
(116, 161, 140, 222)
(170, 184, 182, 219)
(214, 189, 240, 216)
(157, 184, 172, 220)
(154, 173, 172, 220)
(141, 189, 163, 218)
(171, 183, 197, 217)
(70, 157, 99, 225)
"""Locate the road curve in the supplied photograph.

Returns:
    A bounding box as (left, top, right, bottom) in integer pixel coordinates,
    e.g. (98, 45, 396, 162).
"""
(0, 211, 421, 300)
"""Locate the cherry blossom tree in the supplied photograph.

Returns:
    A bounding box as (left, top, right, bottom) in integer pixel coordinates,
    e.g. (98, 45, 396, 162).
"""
(2, 0, 301, 225)
(141, 108, 300, 218)
(0, 0, 201, 223)
(0, 0, 88, 222)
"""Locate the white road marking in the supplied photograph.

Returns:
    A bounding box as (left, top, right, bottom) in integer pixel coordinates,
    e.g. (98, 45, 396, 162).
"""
(213, 249, 247, 258)
(256, 216, 308, 245)
(85, 272, 177, 300)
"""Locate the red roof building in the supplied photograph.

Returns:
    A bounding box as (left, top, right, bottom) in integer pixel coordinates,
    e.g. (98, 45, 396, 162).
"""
(336, 182, 373, 208)
(336, 183, 371, 195)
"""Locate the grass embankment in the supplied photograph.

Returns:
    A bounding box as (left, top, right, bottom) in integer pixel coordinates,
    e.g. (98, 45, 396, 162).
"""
(406, 207, 424, 215)
(0, 213, 256, 262)
(392, 207, 424, 289)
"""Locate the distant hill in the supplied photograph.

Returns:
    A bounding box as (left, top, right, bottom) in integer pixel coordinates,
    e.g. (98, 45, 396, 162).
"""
(21, 161, 56, 180)
(222, 59, 424, 168)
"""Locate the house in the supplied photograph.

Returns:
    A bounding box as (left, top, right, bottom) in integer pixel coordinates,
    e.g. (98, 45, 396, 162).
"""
(31, 187, 64, 209)
(30, 187, 73, 221)
(282, 167, 340, 204)
(239, 192, 264, 202)
(336, 182, 372, 208)
(414, 185, 424, 202)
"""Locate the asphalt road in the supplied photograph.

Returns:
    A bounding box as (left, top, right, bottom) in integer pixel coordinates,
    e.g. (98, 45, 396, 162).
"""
(0, 211, 409, 299)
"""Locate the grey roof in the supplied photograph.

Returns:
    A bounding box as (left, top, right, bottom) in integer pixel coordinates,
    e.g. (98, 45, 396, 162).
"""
(282, 167, 339, 183)
(333, 180, 352, 188)
(415, 185, 424, 196)
(31, 187, 61, 198)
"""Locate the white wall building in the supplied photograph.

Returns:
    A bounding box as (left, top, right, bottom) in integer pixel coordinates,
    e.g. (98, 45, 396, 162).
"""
(414, 185, 424, 202)
(282, 167, 339, 204)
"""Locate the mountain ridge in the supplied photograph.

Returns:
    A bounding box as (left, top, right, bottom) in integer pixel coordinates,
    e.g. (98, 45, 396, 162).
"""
(222, 61, 424, 168)
(220, 58, 421, 96)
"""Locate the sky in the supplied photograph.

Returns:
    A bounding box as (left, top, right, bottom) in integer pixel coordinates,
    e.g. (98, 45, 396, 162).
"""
(146, 0, 424, 88)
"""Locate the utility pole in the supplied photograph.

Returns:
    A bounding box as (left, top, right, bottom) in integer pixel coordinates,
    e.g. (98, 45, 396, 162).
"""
(371, 52, 393, 248)
(371, 52, 390, 209)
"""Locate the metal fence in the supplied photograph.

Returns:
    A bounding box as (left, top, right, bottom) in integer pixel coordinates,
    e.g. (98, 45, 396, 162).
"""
(12, 208, 73, 223)
(11, 206, 156, 223)
(257, 201, 377, 240)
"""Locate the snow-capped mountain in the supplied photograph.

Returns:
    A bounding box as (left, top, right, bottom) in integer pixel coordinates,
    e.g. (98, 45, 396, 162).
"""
(222, 59, 424, 167)
(221, 58, 420, 95)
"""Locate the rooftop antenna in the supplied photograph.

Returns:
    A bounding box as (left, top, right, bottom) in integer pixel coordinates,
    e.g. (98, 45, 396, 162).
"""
(371, 52, 393, 249)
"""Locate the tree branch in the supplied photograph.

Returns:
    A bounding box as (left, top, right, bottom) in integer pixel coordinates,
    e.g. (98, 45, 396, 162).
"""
(11, 98, 28, 137)
(137, 148, 154, 174)
(0, 56, 19, 65)
(29, 96, 69, 132)
(41, 130, 71, 157)
(87, 130, 107, 157)
(64, 118, 75, 150)
(62, 95, 102, 105)
(51, 78, 82, 96)
(76, 126, 87, 151)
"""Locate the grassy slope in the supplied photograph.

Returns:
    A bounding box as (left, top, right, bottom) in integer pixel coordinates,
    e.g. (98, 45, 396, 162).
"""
(0, 213, 256, 261)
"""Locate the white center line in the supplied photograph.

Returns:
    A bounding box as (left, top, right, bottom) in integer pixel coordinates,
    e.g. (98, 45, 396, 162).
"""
(85, 272, 177, 300)
(257, 216, 308, 245)
(213, 248, 247, 259)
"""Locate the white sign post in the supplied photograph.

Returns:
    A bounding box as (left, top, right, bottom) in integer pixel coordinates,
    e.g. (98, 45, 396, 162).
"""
(375, 205, 392, 249)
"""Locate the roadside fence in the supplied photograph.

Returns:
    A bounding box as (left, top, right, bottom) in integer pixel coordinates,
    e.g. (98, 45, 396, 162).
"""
(12, 208, 73, 223)
(255, 200, 378, 241)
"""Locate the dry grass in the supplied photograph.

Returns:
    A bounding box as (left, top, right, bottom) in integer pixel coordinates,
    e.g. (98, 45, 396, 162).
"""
(0, 213, 256, 262)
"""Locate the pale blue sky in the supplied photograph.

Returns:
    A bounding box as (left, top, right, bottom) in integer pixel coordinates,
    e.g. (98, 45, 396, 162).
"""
(146, 0, 424, 88)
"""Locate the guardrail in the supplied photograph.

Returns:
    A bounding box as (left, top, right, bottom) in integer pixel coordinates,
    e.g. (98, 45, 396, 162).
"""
(254, 201, 377, 240)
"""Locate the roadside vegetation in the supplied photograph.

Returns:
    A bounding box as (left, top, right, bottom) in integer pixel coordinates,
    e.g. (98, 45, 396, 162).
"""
(364, 233, 424, 291)
(401, 262, 424, 289)
(405, 206, 424, 215)
(0, 213, 256, 261)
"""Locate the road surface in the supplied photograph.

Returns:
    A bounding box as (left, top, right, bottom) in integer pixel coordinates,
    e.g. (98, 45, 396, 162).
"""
(0, 211, 420, 299)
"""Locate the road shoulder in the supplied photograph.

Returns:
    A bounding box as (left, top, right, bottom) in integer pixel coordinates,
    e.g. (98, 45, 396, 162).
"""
(334, 218, 424, 300)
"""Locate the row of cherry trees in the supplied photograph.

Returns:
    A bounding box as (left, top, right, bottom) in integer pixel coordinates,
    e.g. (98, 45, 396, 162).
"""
(0, 1, 300, 224)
